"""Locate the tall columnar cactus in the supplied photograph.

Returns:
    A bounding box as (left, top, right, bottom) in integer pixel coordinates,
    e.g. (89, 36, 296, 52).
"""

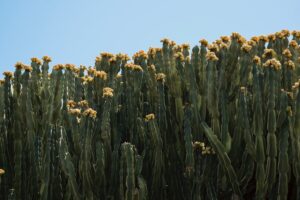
(0, 30, 300, 200)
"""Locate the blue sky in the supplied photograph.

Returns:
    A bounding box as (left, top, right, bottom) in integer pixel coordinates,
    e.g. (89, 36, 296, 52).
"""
(0, 0, 299, 73)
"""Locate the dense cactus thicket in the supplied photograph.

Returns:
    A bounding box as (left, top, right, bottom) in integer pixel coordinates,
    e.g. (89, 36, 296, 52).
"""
(1, 30, 300, 200)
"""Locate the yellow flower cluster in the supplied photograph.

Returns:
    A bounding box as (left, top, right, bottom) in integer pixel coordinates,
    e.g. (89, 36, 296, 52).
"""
(192, 141, 215, 155)
(148, 64, 156, 72)
(263, 58, 281, 70)
(133, 50, 148, 60)
(282, 49, 292, 58)
(125, 63, 143, 71)
(78, 100, 89, 108)
(14, 62, 24, 70)
(253, 56, 261, 65)
(53, 64, 65, 71)
(291, 30, 300, 38)
(94, 70, 107, 80)
(100, 52, 114, 59)
(31, 57, 42, 65)
(3, 71, 13, 77)
(174, 52, 184, 61)
(207, 43, 219, 52)
(155, 73, 166, 82)
(82, 108, 97, 119)
(285, 60, 295, 70)
(103, 87, 114, 98)
(241, 44, 252, 53)
(67, 100, 97, 120)
(205, 51, 219, 61)
(220, 36, 230, 43)
(68, 108, 81, 116)
(181, 43, 190, 50)
(145, 113, 155, 121)
(199, 39, 208, 47)
(42, 56, 52, 62)
(66, 100, 77, 109)
(289, 40, 299, 48)
(262, 49, 277, 59)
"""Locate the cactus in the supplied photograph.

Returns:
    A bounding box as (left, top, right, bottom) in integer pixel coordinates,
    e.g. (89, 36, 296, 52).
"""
(0, 30, 300, 199)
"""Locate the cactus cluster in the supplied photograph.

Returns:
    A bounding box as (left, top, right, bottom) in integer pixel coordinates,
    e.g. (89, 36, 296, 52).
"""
(0, 30, 300, 199)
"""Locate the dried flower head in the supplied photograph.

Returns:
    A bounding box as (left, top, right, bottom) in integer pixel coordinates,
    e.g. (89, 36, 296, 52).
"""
(289, 40, 299, 48)
(281, 29, 290, 37)
(192, 141, 205, 150)
(0, 79, 5, 85)
(94, 70, 107, 80)
(103, 87, 114, 98)
(285, 60, 295, 70)
(205, 51, 219, 61)
(145, 113, 155, 121)
(24, 65, 33, 72)
(125, 63, 143, 71)
(199, 39, 208, 47)
(31, 57, 42, 65)
(53, 64, 65, 71)
(241, 44, 252, 53)
(78, 100, 89, 108)
(219, 43, 229, 50)
(275, 31, 284, 39)
(174, 52, 184, 61)
(240, 86, 246, 93)
(88, 67, 96, 75)
(160, 38, 171, 45)
(293, 82, 300, 90)
(291, 30, 300, 38)
(220, 36, 230, 43)
(155, 73, 166, 82)
(116, 53, 130, 61)
(263, 58, 281, 70)
(282, 49, 292, 58)
(169, 40, 176, 46)
(267, 34, 276, 41)
(133, 50, 148, 60)
(116, 73, 122, 79)
(237, 36, 246, 44)
(68, 108, 81, 116)
(262, 49, 277, 59)
(80, 65, 87, 70)
(3, 71, 13, 77)
(247, 40, 257, 47)
(66, 100, 77, 108)
(14, 62, 24, 70)
(214, 40, 223, 46)
(181, 43, 190, 49)
(253, 56, 261, 65)
(173, 45, 183, 53)
(258, 35, 269, 42)
(148, 47, 157, 56)
(42, 56, 52, 62)
(86, 76, 94, 83)
(95, 56, 101, 62)
(250, 36, 259, 43)
(100, 52, 114, 59)
(82, 108, 97, 119)
(65, 64, 76, 71)
(109, 56, 117, 64)
(231, 32, 242, 40)
(148, 64, 156, 72)
(207, 44, 219, 52)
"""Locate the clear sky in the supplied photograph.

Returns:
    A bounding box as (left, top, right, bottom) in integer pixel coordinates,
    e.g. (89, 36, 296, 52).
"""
(0, 0, 299, 73)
